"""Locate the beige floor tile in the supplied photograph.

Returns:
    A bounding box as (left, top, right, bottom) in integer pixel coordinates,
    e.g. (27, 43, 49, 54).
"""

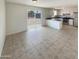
(1, 25, 77, 59)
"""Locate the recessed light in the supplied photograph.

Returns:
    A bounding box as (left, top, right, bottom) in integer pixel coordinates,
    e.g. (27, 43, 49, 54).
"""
(32, 0, 37, 3)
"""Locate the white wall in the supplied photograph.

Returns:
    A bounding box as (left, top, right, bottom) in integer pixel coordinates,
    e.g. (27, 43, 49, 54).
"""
(0, 0, 6, 56)
(41, 8, 55, 26)
(6, 3, 28, 35)
(6, 3, 47, 35)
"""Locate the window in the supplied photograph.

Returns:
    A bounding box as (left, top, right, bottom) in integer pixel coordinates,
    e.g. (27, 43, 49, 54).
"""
(28, 11, 35, 18)
(35, 11, 41, 18)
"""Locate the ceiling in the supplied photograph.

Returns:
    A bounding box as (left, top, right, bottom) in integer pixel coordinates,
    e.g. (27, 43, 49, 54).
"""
(6, 0, 78, 8)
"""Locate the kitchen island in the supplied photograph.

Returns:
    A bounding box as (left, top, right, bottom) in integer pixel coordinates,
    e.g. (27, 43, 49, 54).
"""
(46, 18, 63, 30)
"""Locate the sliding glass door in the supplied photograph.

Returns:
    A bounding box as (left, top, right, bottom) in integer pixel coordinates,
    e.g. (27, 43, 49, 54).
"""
(27, 10, 42, 29)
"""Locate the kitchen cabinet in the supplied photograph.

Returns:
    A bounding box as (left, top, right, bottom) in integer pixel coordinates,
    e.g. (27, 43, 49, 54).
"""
(47, 19, 63, 29)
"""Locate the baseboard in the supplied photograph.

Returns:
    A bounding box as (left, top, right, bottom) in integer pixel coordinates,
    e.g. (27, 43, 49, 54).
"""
(0, 37, 6, 58)
(6, 30, 27, 36)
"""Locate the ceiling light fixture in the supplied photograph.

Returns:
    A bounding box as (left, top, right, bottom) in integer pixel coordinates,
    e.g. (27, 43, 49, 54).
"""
(32, 0, 37, 3)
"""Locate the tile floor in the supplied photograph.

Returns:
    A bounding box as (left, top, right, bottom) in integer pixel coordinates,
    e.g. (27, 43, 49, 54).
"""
(1, 25, 78, 59)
